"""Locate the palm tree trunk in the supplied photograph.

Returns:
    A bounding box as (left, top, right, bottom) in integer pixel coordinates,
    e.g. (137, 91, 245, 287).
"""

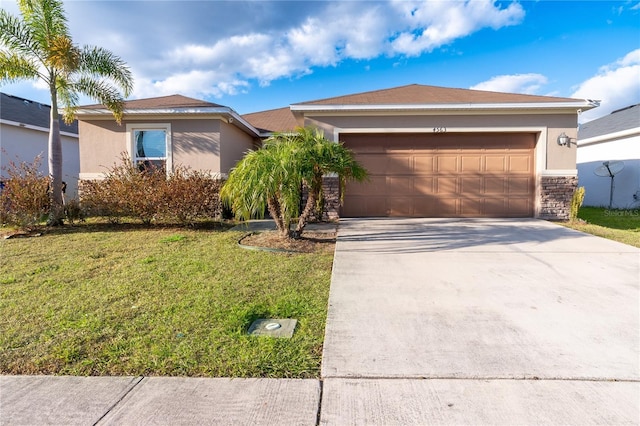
(295, 182, 317, 237)
(267, 195, 291, 238)
(47, 86, 64, 226)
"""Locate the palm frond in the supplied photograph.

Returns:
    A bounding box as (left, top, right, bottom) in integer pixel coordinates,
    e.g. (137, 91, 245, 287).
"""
(0, 50, 40, 82)
(72, 77, 126, 122)
(79, 46, 133, 97)
(18, 0, 70, 52)
(0, 10, 42, 61)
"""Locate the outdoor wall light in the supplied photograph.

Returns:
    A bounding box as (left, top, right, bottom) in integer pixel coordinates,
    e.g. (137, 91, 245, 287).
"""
(557, 132, 572, 146)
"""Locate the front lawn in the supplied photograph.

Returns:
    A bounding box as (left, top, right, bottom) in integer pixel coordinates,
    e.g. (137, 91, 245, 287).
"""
(0, 223, 333, 378)
(562, 206, 640, 248)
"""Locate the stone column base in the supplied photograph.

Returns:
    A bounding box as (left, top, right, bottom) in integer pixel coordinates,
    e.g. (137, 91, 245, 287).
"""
(539, 175, 578, 220)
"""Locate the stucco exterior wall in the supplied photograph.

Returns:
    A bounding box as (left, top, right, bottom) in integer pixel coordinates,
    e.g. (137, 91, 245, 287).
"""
(171, 120, 221, 173)
(1, 123, 80, 198)
(577, 132, 640, 208)
(79, 118, 244, 178)
(220, 121, 257, 175)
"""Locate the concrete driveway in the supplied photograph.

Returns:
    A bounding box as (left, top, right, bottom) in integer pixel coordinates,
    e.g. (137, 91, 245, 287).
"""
(320, 218, 639, 424)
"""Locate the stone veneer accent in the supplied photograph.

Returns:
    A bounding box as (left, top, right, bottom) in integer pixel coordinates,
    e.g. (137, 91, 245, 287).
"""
(321, 176, 340, 220)
(539, 175, 578, 220)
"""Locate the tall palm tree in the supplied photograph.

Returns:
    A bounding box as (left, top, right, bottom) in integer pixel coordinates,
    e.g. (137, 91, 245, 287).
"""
(0, 0, 133, 225)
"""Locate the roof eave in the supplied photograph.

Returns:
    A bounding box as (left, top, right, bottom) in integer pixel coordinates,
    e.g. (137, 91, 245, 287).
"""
(290, 100, 600, 113)
(75, 106, 261, 137)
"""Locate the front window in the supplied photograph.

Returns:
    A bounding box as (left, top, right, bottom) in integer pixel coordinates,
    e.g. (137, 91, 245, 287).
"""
(127, 124, 171, 175)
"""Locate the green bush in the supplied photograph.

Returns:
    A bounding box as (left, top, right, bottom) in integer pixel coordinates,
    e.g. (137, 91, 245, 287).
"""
(81, 155, 222, 225)
(570, 186, 585, 221)
(0, 155, 50, 229)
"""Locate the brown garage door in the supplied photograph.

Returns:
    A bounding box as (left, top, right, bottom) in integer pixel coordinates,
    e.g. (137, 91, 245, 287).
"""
(341, 133, 535, 217)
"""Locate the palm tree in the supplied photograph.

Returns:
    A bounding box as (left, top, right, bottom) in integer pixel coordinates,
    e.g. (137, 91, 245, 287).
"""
(293, 127, 367, 236)
(221, 134, 303, 239)
(221, 127, 367, 239)
(0, 0, 133, 225)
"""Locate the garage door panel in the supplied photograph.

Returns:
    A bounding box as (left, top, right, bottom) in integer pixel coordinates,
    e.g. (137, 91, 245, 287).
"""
(509, 155, 532, 172)
(508, 198, 532, 216)
(485, 156, 506, 172)
(461, 198, 482, 216)
(414, 177, 435, 194)
(342, 133, 534, 218)
(356, 154, 388, 171)
(388, 197, 412, 216)
(461, 156, 482, 172)
(484, 198, 508, 215)
(414, 156, 434, 173)
(484, 177, 506, 194)
(461, 177, 482, 194)
(436, 177, 458, 194)
(508, 177, 532, 194)
(387, 155, 412, 174)
(387, 176, 412, 195)
(436, 156, 458, 172)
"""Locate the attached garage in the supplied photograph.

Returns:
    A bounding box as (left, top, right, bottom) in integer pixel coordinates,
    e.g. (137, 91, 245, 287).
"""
(242, 84, 599, 220)
(341, 133, 535, 217)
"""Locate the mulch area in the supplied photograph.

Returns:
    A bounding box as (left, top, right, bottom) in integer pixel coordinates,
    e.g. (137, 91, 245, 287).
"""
(239, 231, 336, 253)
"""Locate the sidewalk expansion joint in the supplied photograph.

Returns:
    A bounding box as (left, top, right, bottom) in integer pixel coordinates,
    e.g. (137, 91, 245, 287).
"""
(315, 379, 324, 426)
(93, 376, 145, 425)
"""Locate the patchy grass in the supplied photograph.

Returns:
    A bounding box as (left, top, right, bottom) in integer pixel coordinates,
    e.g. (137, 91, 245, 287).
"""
(562, 206, 640, 248)
(0, 222, 333, 378)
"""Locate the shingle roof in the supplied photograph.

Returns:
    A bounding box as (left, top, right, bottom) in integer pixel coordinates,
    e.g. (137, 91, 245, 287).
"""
(578, 104, 640, 140)
(0, 92, 78, 134)
(81, 94, 225, 110)
(241, 107, 300, 133)
(293, 84, 581, 106)
(242, 84, 587, 133)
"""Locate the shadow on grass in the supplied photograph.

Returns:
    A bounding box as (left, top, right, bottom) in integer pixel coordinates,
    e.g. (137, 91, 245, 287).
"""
(578, 207, 640, 231)
(32, 219, 236, 237)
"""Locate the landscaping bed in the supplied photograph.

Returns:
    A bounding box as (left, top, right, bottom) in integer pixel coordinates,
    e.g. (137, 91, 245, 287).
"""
(0, 222, 334, 378)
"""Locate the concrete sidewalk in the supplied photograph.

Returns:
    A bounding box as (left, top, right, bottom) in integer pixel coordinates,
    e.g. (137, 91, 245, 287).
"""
(2, 218, 639, 425)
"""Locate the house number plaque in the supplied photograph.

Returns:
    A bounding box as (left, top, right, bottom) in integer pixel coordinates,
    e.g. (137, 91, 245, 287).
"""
(433, 127, 447, 133)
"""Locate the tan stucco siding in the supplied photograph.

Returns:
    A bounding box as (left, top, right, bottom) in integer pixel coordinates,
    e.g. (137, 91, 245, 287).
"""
(304, 113, 578, 171)
(219, 121, 256, 174)
(171, 120, 221, 173)
(79, 118, 228, 177)
(78, 120, 126, 177)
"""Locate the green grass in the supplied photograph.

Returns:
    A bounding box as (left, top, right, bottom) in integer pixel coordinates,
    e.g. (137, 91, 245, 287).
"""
(562, 206, 640, 248)
(0, 222, 333, 378)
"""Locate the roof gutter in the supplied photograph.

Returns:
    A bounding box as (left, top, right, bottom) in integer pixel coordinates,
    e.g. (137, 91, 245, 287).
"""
(290, 100, 600, 113)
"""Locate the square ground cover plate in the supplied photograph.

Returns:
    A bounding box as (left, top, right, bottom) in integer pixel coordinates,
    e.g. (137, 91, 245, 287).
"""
(248, 319, 297, 338)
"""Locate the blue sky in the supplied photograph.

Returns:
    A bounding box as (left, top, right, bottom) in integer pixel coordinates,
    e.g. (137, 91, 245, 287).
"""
(1, 0, 639, 122)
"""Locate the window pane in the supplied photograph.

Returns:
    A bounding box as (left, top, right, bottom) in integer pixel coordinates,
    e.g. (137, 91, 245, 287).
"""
(136, 160, 166, 174)
(135, 130, 166, 158)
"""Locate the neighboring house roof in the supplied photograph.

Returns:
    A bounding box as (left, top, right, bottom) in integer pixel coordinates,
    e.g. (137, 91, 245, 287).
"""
(243, 84, 598, 133)
(578, 104, 640, 140)
(0, 92, 78, 134)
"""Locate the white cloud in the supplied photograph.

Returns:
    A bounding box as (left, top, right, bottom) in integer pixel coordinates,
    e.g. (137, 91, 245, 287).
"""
(128, 0, 525, 100)
(470, 73, 549, 94)
(572, 49, 640, 122)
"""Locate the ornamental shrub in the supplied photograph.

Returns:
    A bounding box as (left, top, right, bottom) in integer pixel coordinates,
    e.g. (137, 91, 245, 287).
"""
(0, 155, 50, 229)
(81, 154, 222, 225)
(570, 186, 585, 221)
